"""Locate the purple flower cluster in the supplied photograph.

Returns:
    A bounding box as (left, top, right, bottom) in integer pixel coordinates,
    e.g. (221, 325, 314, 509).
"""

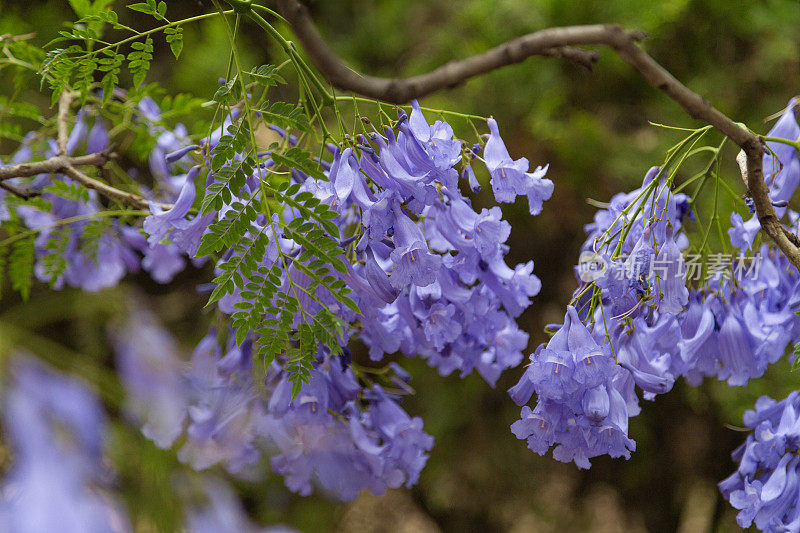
(509, 166, 689, 467)
(114, 317, 263, 472)
(262, 360, 433, 500)
(113, 311, 433, 501)
(509, 306, 634, 468)
(719, 392, 800, 531)
(289, 102, 549, 384)
(3, 95, 553, 500)
(4, 98, 213, 290)
(0, 354, 292, 531)
(511, 100, 800, 469)
(0, 356, 130, 533)
(209, 101, 549, 384)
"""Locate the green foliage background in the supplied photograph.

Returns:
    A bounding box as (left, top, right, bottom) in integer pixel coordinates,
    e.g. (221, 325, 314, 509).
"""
(0, 0, 798, 531)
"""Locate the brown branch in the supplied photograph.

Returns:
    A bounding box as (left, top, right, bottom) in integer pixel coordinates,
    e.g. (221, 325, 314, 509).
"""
(0, 181, 39, 200)
(57, 91, 73, 156)
(0, 90, 174, 211)
(0, 151, 172, 211)
(61, 165, 170, 210)
(276, 1, 800, 269)
(277, 0, 600, 103)
(539, 46, 600, 71)
(0, 153, 112, 181)
(781, 226, 800, 249)
(0, 89, 175, 212)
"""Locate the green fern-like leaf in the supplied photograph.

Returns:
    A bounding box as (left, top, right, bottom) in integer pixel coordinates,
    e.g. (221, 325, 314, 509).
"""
(127, 36, 154, 88)
(213, 76, 242, 106)
(41, 227, 71, 287)
(259, 103, 312, 136)
(247, 65, 286, 88)
(164, 26, 183, 59)
(9, 237, 35, 300)
(98, 49, 124, 104)
(80, 219, 108, 265)
(197, 194, 260, 256)
(791, 343, 800, 372)
(74, 56, 98, 102)
(127, 0, 166, 20)
(43, 180, 90, 202)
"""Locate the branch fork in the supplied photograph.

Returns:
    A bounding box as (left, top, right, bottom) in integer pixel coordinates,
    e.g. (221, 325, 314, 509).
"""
(0, 91, 171, 211)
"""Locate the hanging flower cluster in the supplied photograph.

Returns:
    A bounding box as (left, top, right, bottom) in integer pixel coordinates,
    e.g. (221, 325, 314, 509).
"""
(510, 99, 800, 480)
(1, 97, 553, 501)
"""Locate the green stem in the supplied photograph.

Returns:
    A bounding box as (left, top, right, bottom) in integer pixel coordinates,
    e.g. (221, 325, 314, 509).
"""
(0, 209, 150, 248)
(250, 3, 287, 23)
(223, 0, 254, 13)
(212, 1, 314, 329)
(336, 95, 487, 121)
(245, 10, 334, 105)
(762, 136, 800, 152)
(88, 11, 232, 58)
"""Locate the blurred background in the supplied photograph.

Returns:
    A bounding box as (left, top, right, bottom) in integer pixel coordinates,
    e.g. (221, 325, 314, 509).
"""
(0, 0, 799, 531)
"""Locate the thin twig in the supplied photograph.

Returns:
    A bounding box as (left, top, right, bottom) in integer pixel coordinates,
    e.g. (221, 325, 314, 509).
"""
(61, 165, 171, 210)
(57, 90, 73, 156)
(0, 181, 39, 200)
(0, 33, 37, 43)
(0, 153, 113, 181)
(0, 151, 171, 211)
(275, 1, 800, 268)
(781, 226, 800, 249)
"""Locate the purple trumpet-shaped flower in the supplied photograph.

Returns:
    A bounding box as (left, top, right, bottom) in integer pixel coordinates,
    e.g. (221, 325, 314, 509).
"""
(420, 302, 461, 350)
(143, 165, 200, 247)
(483, 118, 553, 214)
(363, 246, 399, 303)
(171, 211, 215, 258)
(407, 100, 462, 172)
(582, 386, 610, 424)
(473, 207, 511, 256)
(112, 309, 188, 449)
(716, 311, 759, 386)
(388, 206, 441, 288)
(654, 224, 688, 315)
(618, 361, 674, 395)
(721, 391, 800, 531)
(328, 148, 376, 209)
(166, 144, 200, 163)
(122, 227, 186, 283)
(510, 402, 559, 456)
(728, 212, 762, 251)
(464, 166, 481, 192)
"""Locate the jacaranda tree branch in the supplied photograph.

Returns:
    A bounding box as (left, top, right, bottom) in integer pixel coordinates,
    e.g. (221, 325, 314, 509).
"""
(0, 91, 173, 211)
(275, 0, 800, 269)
